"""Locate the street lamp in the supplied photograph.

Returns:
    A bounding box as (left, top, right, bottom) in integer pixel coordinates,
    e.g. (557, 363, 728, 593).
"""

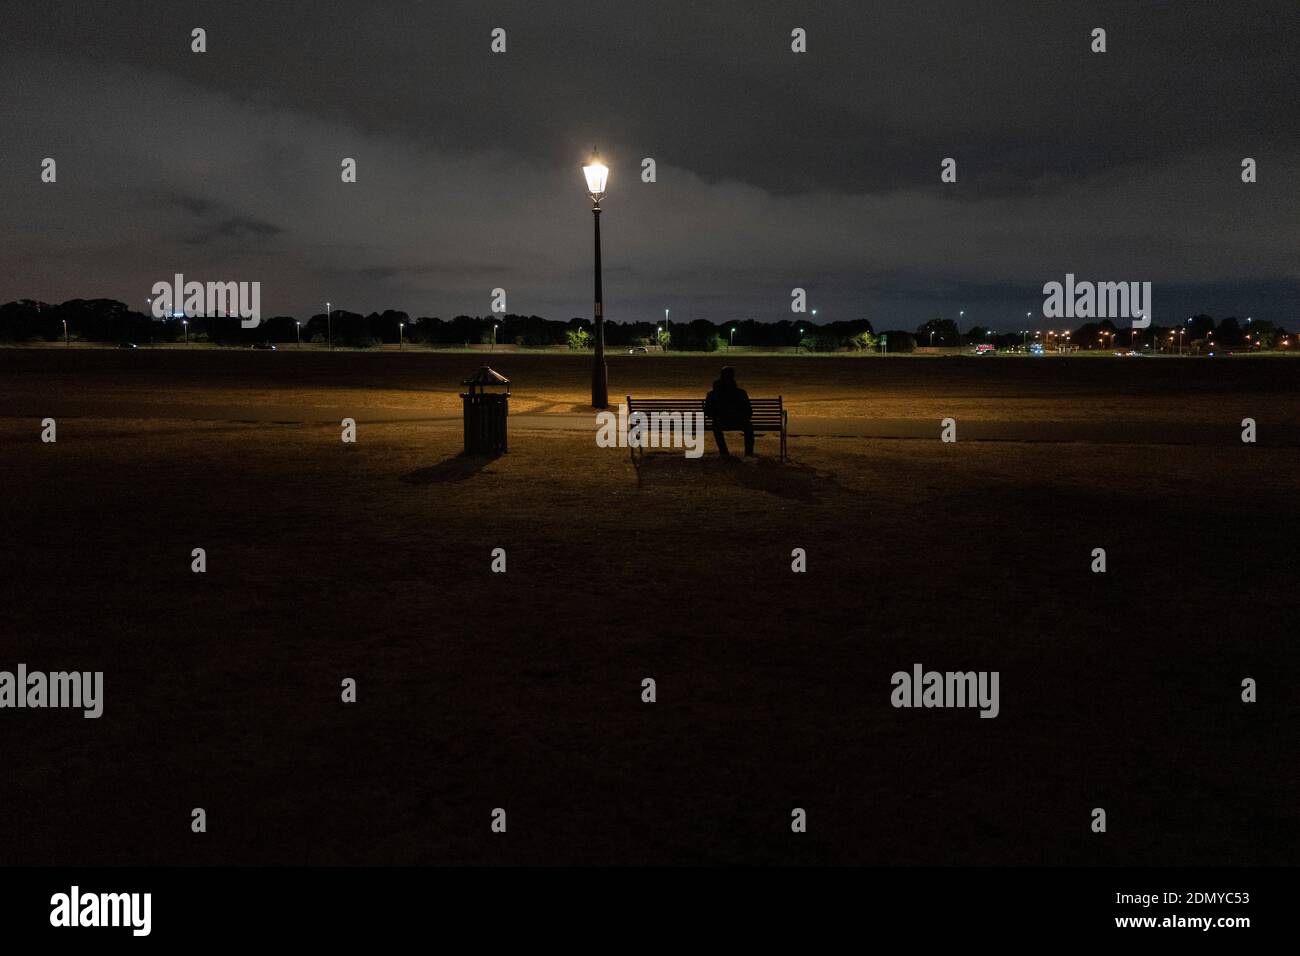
(583, 151, 610, 408)
(730, 326, 736, 348)
(295, 320, 301, 348)
(664, 308, 669, 352)
(400, 322, 405, 350)
(326, 301, 332, 350)
(183, 319, 189, 345)
(62, 319, 68, 345)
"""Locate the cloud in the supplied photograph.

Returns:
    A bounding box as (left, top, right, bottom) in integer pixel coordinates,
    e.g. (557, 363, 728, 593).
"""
(2, 0, 1298, 327)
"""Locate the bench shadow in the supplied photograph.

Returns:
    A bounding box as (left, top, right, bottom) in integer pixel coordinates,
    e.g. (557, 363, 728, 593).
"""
(632, 453, 857, 504)
(400, 454, 495, 485)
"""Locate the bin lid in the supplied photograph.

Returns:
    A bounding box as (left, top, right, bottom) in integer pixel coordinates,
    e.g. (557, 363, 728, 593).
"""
(462, 365, 510, 388)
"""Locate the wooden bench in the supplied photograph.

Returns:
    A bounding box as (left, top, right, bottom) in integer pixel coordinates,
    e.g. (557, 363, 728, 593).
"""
(625, 396, 788, 461)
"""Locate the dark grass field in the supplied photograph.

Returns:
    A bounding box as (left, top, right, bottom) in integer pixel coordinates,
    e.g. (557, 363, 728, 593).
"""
(4, 346, 1300, 422)
(1, 349, 1297, 865)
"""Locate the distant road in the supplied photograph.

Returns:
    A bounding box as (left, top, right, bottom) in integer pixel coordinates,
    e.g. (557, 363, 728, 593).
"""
(5, 399, 1295, 446)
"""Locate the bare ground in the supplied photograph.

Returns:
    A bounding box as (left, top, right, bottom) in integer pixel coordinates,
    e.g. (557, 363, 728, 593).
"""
(0, 350, 1297, 864)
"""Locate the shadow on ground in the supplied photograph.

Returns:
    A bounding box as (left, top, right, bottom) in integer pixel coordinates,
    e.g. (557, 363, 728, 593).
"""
(631, 452, 860, 503)
(400, 454, 496, 484)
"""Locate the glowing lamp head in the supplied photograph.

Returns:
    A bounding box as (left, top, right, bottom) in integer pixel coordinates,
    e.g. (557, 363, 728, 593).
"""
(583, 153, 609, 200)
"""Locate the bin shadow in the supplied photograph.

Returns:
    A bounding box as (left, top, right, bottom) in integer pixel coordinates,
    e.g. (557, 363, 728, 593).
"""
(400, 454, 495, 485)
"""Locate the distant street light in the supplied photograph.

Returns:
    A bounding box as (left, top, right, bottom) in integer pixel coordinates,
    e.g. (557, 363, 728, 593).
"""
(326, 301, 332, 350)
(583, 151, 610, 408)
(62, 319, 68, 346)
(400, 322, 405, 350)
(183, 319, 189, 345)
(295, 320, 301, 348)
(730, 326, 736, 348)
(664, 308, 669, 352)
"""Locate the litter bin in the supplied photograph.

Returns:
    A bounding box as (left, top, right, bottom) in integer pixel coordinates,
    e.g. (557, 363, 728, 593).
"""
(461, 365, 510, 455)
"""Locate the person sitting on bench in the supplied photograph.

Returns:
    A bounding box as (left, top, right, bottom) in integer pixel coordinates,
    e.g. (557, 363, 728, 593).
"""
(704, 366, 754, 457)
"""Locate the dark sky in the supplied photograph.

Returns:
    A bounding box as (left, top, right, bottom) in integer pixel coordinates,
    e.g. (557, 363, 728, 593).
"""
(4, 0, 1299, 329)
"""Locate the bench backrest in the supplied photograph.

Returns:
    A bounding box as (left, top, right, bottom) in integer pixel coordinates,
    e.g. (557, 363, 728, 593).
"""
(626, 396, 784, 430)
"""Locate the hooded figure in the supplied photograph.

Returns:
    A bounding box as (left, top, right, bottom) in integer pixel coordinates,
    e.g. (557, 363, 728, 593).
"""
(704, 366, 754, 457)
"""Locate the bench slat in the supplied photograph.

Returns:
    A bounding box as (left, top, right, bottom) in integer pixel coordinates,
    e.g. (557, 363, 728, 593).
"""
(627, 397, 784, 428)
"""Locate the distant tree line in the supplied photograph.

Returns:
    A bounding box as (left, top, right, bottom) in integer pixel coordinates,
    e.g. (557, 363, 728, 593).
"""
(0, 299, 886, 351)
(0, 299, 1289, 352)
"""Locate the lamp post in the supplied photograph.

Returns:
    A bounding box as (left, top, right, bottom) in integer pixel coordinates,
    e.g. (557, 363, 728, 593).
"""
(583, 152, 610, 408)
(295, 321, 301, 348)
(730, 326, 736, 348)
(400, 322, 405, 350)
(664, 308, 669, 352)
(183, 319, 189, 345)
(326, 301, 332, 350)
